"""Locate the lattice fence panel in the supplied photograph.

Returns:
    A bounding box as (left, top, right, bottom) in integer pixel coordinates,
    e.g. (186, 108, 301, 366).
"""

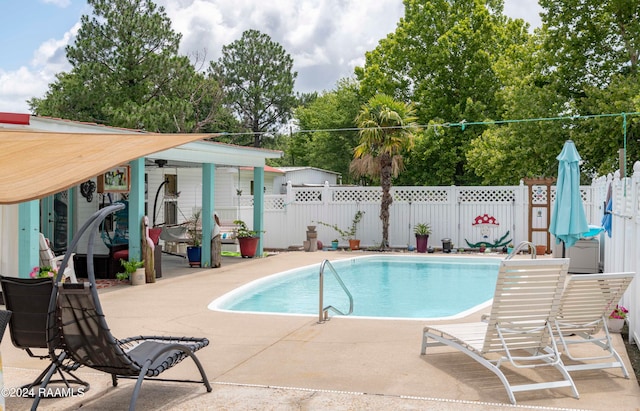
(238, 196, 254, 207)
(456, 188, 517, 203)
(265, 196, 285, 210)
(295, 189, 323, 203)
(332, 188, 381, 203)
(530, 185, 551, 205)
(392, 188, 449, 203)
(548, 187, 589, 203)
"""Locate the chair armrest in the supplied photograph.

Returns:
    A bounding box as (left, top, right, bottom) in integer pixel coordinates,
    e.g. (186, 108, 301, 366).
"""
(52, 253, 77, 282)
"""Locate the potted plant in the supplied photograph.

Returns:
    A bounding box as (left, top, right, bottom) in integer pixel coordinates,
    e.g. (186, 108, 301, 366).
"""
(29, 265, 57, 279)
(116, 258, 145, 285)
(316, 211, 365, 250)
(331, 239, 339, 250)
(413, 223, 431, 253)
(607, 305, 628, 333)
(186, 210, 202, 267)
(233, 219, 261, 258)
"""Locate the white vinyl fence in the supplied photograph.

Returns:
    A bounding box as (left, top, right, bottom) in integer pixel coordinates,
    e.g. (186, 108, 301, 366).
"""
(221, 181, 601, 252)
(595, 163, 640, 345)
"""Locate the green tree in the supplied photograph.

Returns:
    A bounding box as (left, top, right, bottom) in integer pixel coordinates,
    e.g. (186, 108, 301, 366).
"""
(211, 29, 297, 147)
(539, 0, 640, 176)
(540, 0, 639, 97)
(572, 75, 640, 177)
(466, 29, 572, 184)
(466, 1, 640, 184)
(29, 0, 226, 133)
(290, 79, 363, 181)
(352, 94, 421, 249)
(355, 0, 530, 185)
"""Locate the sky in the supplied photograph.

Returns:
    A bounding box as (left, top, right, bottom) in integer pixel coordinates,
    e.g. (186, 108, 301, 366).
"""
(0, 0, 543, 114)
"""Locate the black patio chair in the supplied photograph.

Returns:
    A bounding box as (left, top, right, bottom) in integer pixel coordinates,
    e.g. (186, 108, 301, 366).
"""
(33, 203, 212, 411)
(0, 276, 89, 398)
(0, 309, 11, 342)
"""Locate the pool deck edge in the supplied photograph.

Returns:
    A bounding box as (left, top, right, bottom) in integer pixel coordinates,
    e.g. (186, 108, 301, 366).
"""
(2, 251, 638, 410)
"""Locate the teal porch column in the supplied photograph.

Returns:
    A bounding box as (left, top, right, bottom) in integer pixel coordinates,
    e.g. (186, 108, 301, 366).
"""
(128, 158, 144, 261)
(18, 200, 40, 278)
(201, 163, 215, 267)
(253, 166, 264, 256)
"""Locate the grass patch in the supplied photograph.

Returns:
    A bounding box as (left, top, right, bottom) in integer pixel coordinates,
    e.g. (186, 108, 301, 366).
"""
(221, 251, 271, 257)
(221, 251, 241, 257)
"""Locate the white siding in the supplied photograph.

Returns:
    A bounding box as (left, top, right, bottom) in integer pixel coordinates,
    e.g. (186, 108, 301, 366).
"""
(145, 167, 279, 226)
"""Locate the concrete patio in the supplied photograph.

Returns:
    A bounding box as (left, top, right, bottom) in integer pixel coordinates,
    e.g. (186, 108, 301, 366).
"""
(2, 251, 639, 410)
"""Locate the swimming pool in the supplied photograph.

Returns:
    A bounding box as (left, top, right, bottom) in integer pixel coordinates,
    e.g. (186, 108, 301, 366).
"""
(208, 255, 501, 320)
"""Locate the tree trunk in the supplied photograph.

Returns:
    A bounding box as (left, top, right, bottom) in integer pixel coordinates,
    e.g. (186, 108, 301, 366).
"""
(380, 154, 393, 249)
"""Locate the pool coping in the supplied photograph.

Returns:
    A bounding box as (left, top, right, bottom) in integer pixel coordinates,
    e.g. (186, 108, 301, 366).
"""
(209, 254, 502, 321)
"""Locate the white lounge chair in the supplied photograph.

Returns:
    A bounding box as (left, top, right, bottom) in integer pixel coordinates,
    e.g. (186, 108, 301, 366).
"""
(554, 272, 635, 377)
(420, 258, 578, 404)
(38, 233, 77, 283)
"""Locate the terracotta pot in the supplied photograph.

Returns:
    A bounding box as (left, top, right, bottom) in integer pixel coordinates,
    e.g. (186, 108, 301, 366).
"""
(535, 245, 547, 256)
(348, 239, 360, 250)
(239, 237, 259, 258)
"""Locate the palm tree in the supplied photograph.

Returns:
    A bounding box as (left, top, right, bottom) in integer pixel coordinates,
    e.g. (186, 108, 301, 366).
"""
(351, 94, 421, 249)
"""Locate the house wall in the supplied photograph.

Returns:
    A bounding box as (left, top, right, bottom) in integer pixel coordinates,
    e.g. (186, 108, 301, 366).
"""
(274, 168, 339, 193)
(0, 204, 19, 275)
(145, 167, 279, 226)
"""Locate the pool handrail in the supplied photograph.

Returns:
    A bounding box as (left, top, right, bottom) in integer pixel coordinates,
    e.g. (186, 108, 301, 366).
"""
(318, 259, 353, 323)
(505, 241, 537, 260)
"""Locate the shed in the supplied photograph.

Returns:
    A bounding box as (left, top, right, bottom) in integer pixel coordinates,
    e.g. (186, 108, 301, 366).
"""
(274, 167, 342, 193)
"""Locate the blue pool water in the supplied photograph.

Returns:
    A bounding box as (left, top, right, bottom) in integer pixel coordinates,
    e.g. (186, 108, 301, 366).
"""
(208, 256, 501, 320)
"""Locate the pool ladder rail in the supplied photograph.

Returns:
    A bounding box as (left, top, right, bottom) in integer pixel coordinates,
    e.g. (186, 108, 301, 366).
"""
(318, 259, 353, 323)
(504, 241, 538, 260)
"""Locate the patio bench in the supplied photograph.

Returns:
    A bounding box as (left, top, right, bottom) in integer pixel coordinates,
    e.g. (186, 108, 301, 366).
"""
(219, 221, 239, 252)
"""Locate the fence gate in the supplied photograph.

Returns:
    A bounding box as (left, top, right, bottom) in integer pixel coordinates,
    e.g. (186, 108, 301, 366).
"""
(524, 178, 556, 253)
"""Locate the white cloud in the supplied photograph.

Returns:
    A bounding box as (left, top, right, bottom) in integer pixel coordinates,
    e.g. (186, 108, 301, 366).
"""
(43, 0, 72, 7)
(159, 0, 404, 92)
(0, 67, 51, 112)
(31, 23, 78, 71)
